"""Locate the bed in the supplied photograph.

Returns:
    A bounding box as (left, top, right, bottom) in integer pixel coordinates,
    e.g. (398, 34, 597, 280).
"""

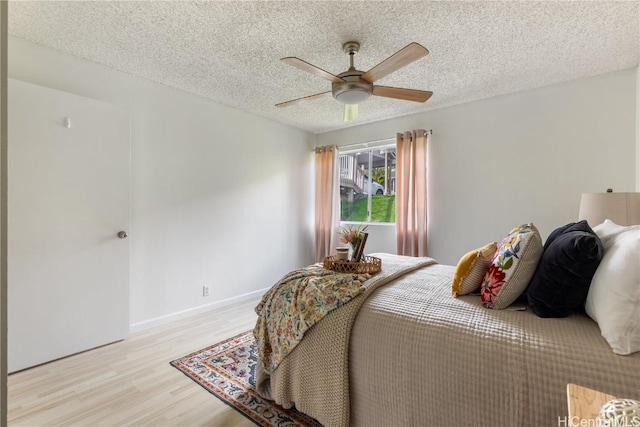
(254, 251, 640, 427)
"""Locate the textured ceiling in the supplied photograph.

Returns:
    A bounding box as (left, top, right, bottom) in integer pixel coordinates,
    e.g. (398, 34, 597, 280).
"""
(8, 1, 640, 134)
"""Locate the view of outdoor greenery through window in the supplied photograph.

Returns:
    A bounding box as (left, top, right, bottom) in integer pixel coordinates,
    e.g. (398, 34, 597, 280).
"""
(339, 145, 396, 223)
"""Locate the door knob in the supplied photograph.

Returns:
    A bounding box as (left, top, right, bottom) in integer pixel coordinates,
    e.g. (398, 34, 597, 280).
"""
(117, 231, 128, 239)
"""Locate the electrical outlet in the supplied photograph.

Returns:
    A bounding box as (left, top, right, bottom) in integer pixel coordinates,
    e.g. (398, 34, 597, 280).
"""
(202, 285, 210, 297)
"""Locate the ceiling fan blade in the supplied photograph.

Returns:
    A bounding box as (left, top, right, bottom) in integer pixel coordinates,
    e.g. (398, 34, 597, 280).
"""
(361, 43, 429, 83)
(373, 86, 433, 103)
(275, 91, 331, 108)
(281, 57, 345, 83)
(343, 104, 358, 122)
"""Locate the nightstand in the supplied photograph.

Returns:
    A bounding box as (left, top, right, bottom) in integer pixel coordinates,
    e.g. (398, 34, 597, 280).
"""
(567, 383, 617, 424)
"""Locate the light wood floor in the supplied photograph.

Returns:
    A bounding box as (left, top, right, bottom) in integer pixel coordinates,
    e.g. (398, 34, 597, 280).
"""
(8, 299, 259, 426)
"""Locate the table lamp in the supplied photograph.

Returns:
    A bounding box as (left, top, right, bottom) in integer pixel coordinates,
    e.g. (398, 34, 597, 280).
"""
(578, 189, 640, 227)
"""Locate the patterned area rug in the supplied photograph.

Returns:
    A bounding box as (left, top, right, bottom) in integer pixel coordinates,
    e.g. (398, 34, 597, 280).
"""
(170, 331, 322, 427)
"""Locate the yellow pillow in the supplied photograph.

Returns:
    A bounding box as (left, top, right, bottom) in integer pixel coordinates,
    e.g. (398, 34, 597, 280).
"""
(451, 242, 498, 297)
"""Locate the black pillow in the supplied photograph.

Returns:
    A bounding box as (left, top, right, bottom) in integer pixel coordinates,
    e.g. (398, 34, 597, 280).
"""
(526, 226, 603, 318)
(543, 220, 593, 251)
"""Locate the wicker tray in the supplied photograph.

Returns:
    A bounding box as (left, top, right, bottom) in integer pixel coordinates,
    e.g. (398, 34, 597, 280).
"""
(323, 255, 382, 274)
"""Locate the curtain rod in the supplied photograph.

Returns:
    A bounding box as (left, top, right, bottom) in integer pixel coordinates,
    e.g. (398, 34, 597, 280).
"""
(335, 129, 432, 151)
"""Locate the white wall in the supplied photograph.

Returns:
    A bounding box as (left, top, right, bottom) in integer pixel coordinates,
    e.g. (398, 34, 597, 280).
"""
(1, 3, 8, 423)
(319, 68, 638, 265)
(8, 37, 315, 327)
(637, 65, 639, 191)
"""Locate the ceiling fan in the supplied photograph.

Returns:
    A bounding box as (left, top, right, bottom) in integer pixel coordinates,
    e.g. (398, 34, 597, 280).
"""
(275, 41, 433, 122)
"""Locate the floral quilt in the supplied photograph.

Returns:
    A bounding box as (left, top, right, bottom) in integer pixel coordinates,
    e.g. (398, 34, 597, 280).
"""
(253, 265, 370, 374)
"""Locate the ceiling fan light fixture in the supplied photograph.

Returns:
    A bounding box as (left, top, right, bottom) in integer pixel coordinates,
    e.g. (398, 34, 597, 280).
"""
(332, 80, 372, 104)
(334, 89, 370, 104)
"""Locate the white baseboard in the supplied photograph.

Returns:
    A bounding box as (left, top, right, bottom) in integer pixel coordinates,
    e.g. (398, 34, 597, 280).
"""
(129, 288, 268, 333)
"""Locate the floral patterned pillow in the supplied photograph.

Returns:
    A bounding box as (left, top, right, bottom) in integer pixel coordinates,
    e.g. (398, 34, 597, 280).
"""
(481, 224, 543, 309)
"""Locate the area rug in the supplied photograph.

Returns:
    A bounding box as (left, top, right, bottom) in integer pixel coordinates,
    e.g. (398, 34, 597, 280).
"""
(170, 330, 322, 427)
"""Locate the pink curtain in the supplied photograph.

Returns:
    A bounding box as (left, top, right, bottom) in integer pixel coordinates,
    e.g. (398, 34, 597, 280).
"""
(396, 130, 428, 257)
(315, 145, 339, 262)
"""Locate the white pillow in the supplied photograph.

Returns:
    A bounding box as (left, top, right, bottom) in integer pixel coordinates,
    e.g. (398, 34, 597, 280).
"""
(592, 219, 633, 248)
(585, 221, 640, 355)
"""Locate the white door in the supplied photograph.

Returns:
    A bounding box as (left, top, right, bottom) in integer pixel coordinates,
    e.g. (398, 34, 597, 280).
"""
(8, 79, 130, 373)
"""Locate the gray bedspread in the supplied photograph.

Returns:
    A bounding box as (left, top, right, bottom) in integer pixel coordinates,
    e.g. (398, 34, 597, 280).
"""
(259, 255, 640, 426)
(350, 263, 640, 426)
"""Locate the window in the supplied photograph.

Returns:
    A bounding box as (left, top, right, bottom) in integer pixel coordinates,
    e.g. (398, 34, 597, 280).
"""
(339, 145, 396, 223)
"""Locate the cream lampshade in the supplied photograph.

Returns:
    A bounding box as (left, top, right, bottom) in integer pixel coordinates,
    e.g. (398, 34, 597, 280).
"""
(578, 190, 640, 227)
